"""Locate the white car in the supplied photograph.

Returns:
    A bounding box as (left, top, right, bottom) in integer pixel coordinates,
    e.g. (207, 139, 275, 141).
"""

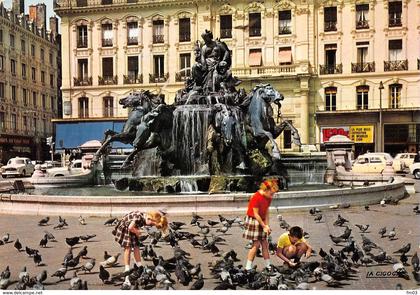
(45, 160, 84, 177)
(1, 157, 35, 177)
(352, 152, 400, 174)
(394, 153, 417, 171)
(409, 162, 420, 179)
(40, 161, 62, 171)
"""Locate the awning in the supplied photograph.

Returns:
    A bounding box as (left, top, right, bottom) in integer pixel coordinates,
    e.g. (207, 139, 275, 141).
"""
(279, 47, 292, 64)
(55, 121, 131, 150)
(249, 50, 262, 66)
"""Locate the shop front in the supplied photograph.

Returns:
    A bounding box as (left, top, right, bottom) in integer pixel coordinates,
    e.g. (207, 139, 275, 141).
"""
(0, 134, 36, 164)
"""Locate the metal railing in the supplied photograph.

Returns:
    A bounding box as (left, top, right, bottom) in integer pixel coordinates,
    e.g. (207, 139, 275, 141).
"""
(77, 37, 88, 48)
(324, 21, 337, 32)
(149, 73, 168, 83)
(73, 76, 92, 86)
(220, 29, 232, 39)
(123, 74, 143, 84)
(102, 38, 113, 47)
(98, 75, 118, 85)
(153, 35, 164, 44)
(175, 72, 190, 82)
(384, 60, 408, 71)
(319, 64, 342, 75)
(388, 16, 402, 27)
(356, 20, 369, 29)
(232, 65, 296, 76)
(279, 26, 292, 35)
(249, 27, 261, 37)
(179, 33, 191, 42)
(127, 37, 138, 45)
(351, 62, 375, 73)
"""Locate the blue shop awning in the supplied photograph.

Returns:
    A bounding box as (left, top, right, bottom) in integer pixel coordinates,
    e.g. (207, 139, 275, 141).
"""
(55, 121, 132, 150)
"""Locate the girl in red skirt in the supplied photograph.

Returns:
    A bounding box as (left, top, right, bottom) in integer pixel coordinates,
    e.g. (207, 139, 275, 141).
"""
(243, 179, 279, 270)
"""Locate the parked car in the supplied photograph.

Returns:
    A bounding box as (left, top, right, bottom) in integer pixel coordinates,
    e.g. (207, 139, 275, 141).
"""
(1, 157, 35, 177)
(393, 153, 417, 171)
(45, 160, 84, 177)
(409, 160, 420, 179)
(352, 152, 399, 173)
(40, 161, 62, 171)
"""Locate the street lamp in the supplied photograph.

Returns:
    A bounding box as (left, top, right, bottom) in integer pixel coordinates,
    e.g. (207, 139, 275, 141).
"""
(379, 81, 384, 152)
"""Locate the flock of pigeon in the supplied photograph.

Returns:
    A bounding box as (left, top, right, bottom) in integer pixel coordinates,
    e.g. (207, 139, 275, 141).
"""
(0, 203, 419, 290)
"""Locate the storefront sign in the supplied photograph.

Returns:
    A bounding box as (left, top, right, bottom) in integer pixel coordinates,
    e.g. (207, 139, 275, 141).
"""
(321, 127, 350, 143)
(0, 135, 33, 146)
(349, 125, 374, 143)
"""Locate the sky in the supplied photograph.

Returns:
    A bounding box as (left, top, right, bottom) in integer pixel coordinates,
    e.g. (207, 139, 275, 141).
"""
(3, 0, 58, 31)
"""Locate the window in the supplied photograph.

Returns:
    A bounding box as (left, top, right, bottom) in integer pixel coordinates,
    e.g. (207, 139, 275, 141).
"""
(41, 49, 44, 62)
(154, 55, 165, 77)
(179, 18, 191, 42)
(11, 59, 16, 75)
(10, 34, 15, 48)
(127, 56, 139, 78)
(279, 47, 292, 65)
(21, 39, 26, 54)
(41, 71, 45, 84)
(102, 23, 113, 47)
(33, 118, 37, 131)
(0, 112, 4, 131)
(21, 63, 26, 78)
(220, 15, 232, 39)
(51, 96, 55, 112)
(11, 85, 16, 102)
(49, 52, 53, 64)
(279, 10, 292, 34)
(0, 82, 4, 98)
(179, 53, 191, 77)
(31, 67, 36, 81)
(77, 25, 88, 48)
(23, 116, 28, 131)
(23, 88, 27, 106)
(32, 91, 37, 107)
(11, 114, 17, 131)
(389, 40, 402, 61)
(325, 44, 337, 67)
(324, 7, 337, 32)
(325, 87, 337, 111)
(249, 13, 261, 37)
(356, 85, 369, 110)
(283, 129, 292, 149)
(389, 84, 402, 108)
(153, 20, 164, 43)
(249, 49, 262, 67)
(357, 43, 369, 64)
(79, 97, 89, 118)
(0, 55, 3, 71)
(356, 4, 369, 29)
(78, 59, 88, 79)
(50, 74, 54, 87)
(389, 1, 402, 27)
(127, 22, 138, 45)
(31, 44, 35, 57)
(103, 96, 113, 117)
(102, 57, 113, 78)
(42, 94, 46, 109)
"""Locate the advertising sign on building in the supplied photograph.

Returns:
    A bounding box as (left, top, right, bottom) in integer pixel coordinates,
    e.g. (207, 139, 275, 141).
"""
(321, 126, 350, 143)
(349, 125, 374, 143)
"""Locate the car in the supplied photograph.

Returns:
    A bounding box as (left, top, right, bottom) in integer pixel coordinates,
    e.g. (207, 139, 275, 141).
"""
(393, 153, 417, 171)
(1, 157, 35, 177)
(352, 152, 399, 174)
(40, 161, 62, 171)
(45, 160, 84, 177)
(409, 156, 420, 179)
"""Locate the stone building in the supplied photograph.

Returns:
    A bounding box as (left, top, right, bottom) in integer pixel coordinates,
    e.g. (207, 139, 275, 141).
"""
(53, 0, 420, 156)
(0, 2, 60, 163)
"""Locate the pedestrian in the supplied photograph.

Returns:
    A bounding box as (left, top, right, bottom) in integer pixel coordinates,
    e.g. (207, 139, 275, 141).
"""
(243, 179, 279, 271)
(276, 226, 312, 268)
(112, 210, 168, 274)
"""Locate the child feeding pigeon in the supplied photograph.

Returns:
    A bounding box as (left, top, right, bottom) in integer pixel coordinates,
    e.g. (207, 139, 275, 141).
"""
(276, 226, 313, 268)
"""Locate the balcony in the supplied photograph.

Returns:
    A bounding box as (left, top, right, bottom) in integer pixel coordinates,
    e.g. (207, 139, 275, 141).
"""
(179, 33, 190, 42)
(384, 60, 408, 71)
(101, 0, 112, 4)
(123, 74, 143, 84)
(73, 76, 92, 86)
(153, 35, 164, 44)
(389, 16, 402, 27)
(249, 27, 261, 37)
(76, 0, 87, 6)
(98, 75, 117, 85)
(351, 62, 375, 73)
(319, 64, 342, 75)
(232, 65, 296, 77)
(101, 38, 113, 47)
(324, 21, 337, 32)
(356, 20, 369, 29)
(279, 26, 292, 35)
(127, 37, 138, 46)
(175, 72, 190, 82)
(77, 37, 88, 48)
(149, 73, 168, 83)
(220, 29, 232, 39)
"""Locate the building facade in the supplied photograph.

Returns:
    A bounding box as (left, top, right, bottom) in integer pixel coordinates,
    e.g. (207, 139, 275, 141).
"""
(0, 3, 60, 163)
(54, 0, 420, 156)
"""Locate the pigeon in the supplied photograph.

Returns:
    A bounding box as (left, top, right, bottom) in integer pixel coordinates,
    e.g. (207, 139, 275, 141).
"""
(63, 248, 73, 265)
(351, 250, 361, 264)
(0, 277, 10, 290)
(333, 215, 348, 226)
(79, 234, 96, 242)
(190, 274, 204, 290)
(65, 236, 80, 248)
(361, 256, 373, 266)
(394, 243, 410, 255)
(339, 226, 352, 240)
(309, 207, 321, 215)
(216, 225, 230, 234)
(355, 224, 370, 232)
(18, 266, 29, 283)
(39, 234, 48, 248)
(393, 263, 410, 280)
(104, 217, 118, 226)
(37, 270, 47, 283)
(63, 254, 82, 268)
(388, 227, 396, 240)
(313, 214, 323, 223)
(14, 238, 22, 251)
(44, 231, 56, 241)
(99, 265, 110, 283)
(51, 267, 67, 281)
(54, 221, 67, 230)
(189, 238, 201, 248)
(78, 246, 88, 258)
(0, 240, 3, 246)
(364, 205, 370, 211)
(207, 220, 219, 227)
(69, 271, 82, 290)
(2, 233, 9, 243)
(33, 252, 42, 266)
(81, 259, 95, 273)
(369, 251, 387, 264)
(412, 252, 419, 272)
(101, 253, 120, 267)
(25, 246, 39, 257)
(78, 216, 86, 225)
(103, 251, 111, 260)
(378, 227, 386, 238)
(189, 263, 201, 278)
(413, 271, 420, 284)
(400, 253, 408, 266)
(1, 266, 10, 280)
(329, 234, 344, 245)
(38, 217, 50, 226)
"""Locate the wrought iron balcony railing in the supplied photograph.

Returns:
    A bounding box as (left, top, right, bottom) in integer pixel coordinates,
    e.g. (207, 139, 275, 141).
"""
(351, 62, 375, 73)
(220, 29, 232, 39)
(384, 60, 408, 71)
(123, 74, 143, 84)
(149, 73, 168, 83)
(153, 35, 164, 44)
(356, 20, 369, 29)
(232, 65, 296, 76)
(279, 26, 292, 35)
(73, 76, 92, 86)
(175, 72, 190, 82)
(179, 33, 191, 42)
(249, 27, 261, 37)
(319, 64, 342, 75)
(98, 75, 117, 85)
(127, 37, 138, 45)
(389, 16, 402, 27)
(101, 38, 113, 47)
(77, 37, 88, 48)
(324, 21, 337, 32)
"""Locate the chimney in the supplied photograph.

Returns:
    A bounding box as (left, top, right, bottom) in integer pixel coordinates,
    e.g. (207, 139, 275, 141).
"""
(49, 16, 59, 37)
(12, 0, 24, 14)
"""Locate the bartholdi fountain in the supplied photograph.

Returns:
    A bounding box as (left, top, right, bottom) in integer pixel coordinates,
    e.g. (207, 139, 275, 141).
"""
(92, 29, 301, 193)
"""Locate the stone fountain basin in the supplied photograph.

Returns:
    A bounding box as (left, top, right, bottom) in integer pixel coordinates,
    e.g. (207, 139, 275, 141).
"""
(0, 181, 408, 216)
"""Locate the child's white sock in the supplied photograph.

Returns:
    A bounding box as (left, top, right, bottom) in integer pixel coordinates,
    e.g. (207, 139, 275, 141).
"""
(245, 260, 253, 270)
(265, 259, 271, 267)
(135, 261, 142, 267)
(124, 265, 130, 272)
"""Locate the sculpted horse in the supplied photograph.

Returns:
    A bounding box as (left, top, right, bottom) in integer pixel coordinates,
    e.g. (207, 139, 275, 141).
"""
(93, 90, 162, 161)
(242, 84, 301, 159)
